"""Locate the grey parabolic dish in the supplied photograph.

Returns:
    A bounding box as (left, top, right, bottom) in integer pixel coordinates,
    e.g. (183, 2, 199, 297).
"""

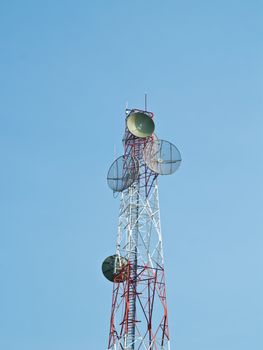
(143, 139, 182, 175)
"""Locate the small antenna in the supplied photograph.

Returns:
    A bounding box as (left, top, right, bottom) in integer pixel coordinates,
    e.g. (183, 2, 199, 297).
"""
(114, 144, 117, 160)
(144, 93, 147, 111)
(125, 101, 129, 115)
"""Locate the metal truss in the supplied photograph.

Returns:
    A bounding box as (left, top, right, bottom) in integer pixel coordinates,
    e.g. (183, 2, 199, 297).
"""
(107, 110, 171, 350)
(108, 182, 170, 350)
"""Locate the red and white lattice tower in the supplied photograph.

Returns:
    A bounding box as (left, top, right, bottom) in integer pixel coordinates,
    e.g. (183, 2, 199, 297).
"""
(103, 107, 181, 350)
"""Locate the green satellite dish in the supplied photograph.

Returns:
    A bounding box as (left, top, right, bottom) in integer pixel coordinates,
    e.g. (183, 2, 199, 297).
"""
(127, 112, 155, 138)
(102, 255, 128, 283)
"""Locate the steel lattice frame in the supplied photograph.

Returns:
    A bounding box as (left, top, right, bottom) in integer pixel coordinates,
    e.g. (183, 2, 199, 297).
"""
(108, 110, 171, 350)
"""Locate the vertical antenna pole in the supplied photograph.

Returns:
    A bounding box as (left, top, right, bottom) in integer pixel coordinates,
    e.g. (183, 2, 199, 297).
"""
(114, 145, 117, 160)
(145, 93, 147, 111)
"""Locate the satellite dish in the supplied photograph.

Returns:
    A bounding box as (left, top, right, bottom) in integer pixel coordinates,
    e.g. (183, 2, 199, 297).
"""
(107, 155, 139, 192)
(143, 139, 182, 175)
(102, 255, 128, 282)
(127, 112, 155, 138)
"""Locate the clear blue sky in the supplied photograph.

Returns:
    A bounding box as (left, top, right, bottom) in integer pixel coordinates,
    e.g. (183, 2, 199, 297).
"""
(0, 1, 262, 349)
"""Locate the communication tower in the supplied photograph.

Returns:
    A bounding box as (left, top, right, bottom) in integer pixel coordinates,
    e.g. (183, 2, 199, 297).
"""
(102, 104, 181, 350)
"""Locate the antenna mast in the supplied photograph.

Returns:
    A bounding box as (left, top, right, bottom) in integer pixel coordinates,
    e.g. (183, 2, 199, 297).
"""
(103, 106, 182, 350)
